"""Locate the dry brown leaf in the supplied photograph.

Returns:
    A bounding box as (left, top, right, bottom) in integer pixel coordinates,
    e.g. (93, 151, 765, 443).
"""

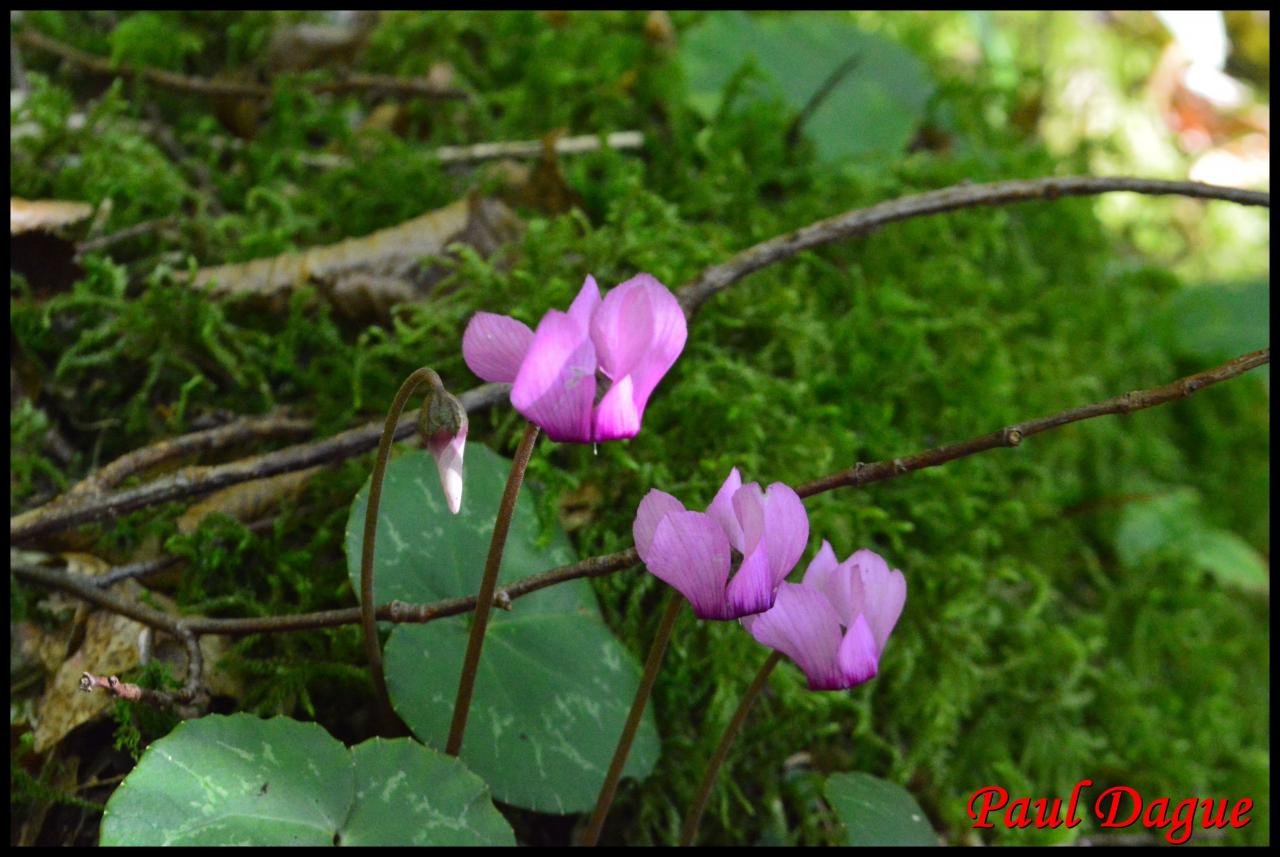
(192, 194, 521, 319)
(30, 579, 238, 754)
(177, 466, 322, 534)
(10, 197, 94, 234)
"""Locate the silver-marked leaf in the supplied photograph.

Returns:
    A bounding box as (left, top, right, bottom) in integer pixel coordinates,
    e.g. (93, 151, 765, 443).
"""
(345, 443, 593, 616)
(680, 12, 933, 161)
(825, 771, 938, 847)
(386, 612, 660, 813)
(100, 714, 353, 846)
(100, 715, 514, 846)
(345, 443, 660, 813)
(340, 738, 514, 846)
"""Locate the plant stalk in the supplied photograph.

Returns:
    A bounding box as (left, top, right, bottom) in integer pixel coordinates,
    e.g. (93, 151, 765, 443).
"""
(580, 593, 684, 846)
(679, 651, 783, 846)
(445, 421, 540, 756)
(361, 366, 444, 733)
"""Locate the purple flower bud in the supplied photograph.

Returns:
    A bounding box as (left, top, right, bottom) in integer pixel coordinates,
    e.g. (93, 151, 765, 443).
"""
(419, 390, 468, 514)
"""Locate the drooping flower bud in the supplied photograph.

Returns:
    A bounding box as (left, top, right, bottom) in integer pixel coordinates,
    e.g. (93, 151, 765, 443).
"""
(418, 389, 468, 514)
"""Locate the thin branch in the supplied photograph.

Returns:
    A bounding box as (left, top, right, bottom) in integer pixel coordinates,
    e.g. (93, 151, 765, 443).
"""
(15, 349, 1267, 642)
(17, 29, 469, 101)
(675, 176, 1270, 315)
(75, 216, 179, 257)
(202, 130, 645, 171)
(431, 131, 645, 165)
(307, 71, 470, 101)
(67, 410, 313, 496)
(79, 623, 203, 710)
(10, 384, 509, 542)
(795, 347, 1270, 498)
(11, 176, 1268, 541)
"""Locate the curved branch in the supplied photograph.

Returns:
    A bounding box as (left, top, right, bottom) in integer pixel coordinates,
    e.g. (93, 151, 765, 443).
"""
(796, 347, 1271, 497)
(9, 383, 509, 542)
(676, 176, 1269, 315)
(12, 176, 1267, 542)
(68, 410, 313, 496)
(16, 349, 1266, 640)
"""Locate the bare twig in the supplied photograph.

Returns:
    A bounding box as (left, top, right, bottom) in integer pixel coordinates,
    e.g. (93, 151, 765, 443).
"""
(15, 349, 1267, 644)
(75, 216, 179, 257)
(10, 385, 508, 542)
(11, 176, 1268, 542)
(431, 131, 645, 165)
(16, 29, 469, 101)
(795, 347, 1270, 498)
(67, 410, 313, 497)
(78, 622, 202, 709)
(675, 176, 1270, 315)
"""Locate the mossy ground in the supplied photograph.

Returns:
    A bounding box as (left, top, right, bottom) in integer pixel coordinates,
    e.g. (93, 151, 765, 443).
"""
(11, 11, 1269, 846)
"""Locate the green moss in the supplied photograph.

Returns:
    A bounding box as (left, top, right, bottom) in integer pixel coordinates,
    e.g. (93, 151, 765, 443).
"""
(11, 11, 1268, 846)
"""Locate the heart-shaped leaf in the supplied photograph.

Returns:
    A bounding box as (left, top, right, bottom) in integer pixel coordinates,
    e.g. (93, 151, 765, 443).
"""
(345, 444, 660, 813)
(100, 714, 512, 846)
(825, 771, 938, 847)
(680, 12, 933, 161)
(342, 737, 516, 845)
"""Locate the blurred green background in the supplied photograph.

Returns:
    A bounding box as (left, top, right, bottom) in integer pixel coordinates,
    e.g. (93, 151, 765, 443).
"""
(10, 11, 1269, 845)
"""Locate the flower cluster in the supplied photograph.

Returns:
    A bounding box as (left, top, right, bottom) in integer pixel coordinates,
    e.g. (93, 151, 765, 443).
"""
(634, 470, 906, 690)
(460, 275, 906, 690)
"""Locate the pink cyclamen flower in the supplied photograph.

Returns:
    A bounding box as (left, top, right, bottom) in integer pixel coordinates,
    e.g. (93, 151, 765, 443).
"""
(633, 467, 809, 620)
(462, 273, 687, 443)
(742, 542, 906, 690)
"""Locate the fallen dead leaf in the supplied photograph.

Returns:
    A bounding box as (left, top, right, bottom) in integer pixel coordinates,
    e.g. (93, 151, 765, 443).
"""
(10, 197, 94, 235)
(177, 466, 322, 534)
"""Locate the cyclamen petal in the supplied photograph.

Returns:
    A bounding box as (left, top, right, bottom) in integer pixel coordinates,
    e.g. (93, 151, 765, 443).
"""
(760, 483, 808, 586)
(591, 274, 687, 413)
(803, 540, 857, 621)
(510, 311, 596, 442)
(462, 312, 535, 383)
(705, 467, 745, 552)
(847, 549, 907, 651)
(743, 583, 847, 690)
(731, 483, 766, 554)
(427, 424, 467, 515)
(835, 614, 880, 689)
(724, 541, 776, 618)
(633, 489, 686, 561)
(567, 275, 602, 331)
(647, 511, 733, 620)
(593, 375, 641, 441)
(749, 546, 906, 691)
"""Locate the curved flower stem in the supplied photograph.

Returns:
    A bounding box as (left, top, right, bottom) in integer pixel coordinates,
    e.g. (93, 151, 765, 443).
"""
(580, 593, 684, 846)
(361, 366, 445, 732)
(680, 651, 783, 846)
(445, 421, 541, 756)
